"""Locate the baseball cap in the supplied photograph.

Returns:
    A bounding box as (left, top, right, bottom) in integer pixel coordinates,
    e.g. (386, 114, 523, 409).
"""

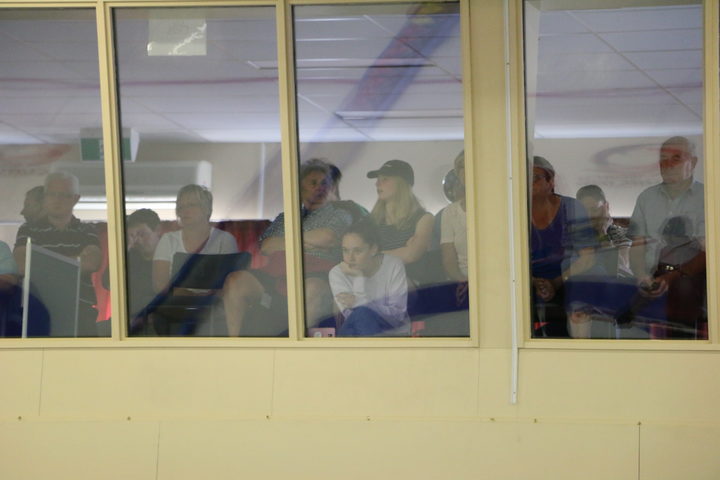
(366, 159, 414, 186)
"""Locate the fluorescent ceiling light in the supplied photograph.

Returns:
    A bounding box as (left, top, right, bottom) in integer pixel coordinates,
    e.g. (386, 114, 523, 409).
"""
(247, 58, 433, 70)
(535, 125, 702, 139)
(78, 196, 177, 211)
(335, 109, 462, 120)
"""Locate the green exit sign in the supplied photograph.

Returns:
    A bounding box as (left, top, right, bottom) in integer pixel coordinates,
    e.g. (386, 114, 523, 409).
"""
(80, 128, 138, 162)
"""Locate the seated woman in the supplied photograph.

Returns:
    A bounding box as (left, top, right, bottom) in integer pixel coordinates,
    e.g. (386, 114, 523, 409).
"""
(223, 159, 352, 336)
(152, 184, 238, 334)
(366, 160, 434, 289)
(530, 156, 596, 338)
(331, 220, 409, 336)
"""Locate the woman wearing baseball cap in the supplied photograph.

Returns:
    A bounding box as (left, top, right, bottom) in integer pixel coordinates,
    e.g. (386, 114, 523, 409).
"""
(366, 160, 434, 293)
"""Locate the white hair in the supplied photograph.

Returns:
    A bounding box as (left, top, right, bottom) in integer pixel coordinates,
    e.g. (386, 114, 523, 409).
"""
(45, 171, 80, 195)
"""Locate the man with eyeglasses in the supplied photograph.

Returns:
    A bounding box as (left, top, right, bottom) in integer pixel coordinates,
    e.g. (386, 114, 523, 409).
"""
(14, 171, 102, 336)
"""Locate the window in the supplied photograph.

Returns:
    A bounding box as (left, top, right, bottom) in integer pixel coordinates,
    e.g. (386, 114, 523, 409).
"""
(293, 2, 469, 338)
(114, 6, 287, 337)
(0, 9, 109, 338)
(524, 1, 707, 340)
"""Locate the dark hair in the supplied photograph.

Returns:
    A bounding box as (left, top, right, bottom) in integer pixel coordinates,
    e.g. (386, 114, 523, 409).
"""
(328, 162, 342, 199)
(127, 208, 160, 230)
(26, 185, 44, 202)
(576, 184, 606, 203)
(343, 218, 380, 249)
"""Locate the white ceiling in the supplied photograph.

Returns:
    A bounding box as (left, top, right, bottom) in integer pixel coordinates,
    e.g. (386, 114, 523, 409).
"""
(533, 4, 702, 139)
(0, 3, 704, 145)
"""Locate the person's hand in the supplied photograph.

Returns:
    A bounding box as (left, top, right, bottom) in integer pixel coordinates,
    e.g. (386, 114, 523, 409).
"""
(339, 262, 363, 277)
(335, 292, 356, 309)
(455, 281, 468, 307)
(637, 275, 669, 298)
(532, 277, 555, 302)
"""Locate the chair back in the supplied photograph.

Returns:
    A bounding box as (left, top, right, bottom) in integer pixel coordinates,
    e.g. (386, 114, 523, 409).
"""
(170, 252, 251, 290)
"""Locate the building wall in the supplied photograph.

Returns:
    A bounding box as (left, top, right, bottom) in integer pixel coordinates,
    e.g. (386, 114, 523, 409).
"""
(1, 1, 719, 479)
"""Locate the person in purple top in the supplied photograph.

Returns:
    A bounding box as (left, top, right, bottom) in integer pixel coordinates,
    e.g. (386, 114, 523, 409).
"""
(530, 156, 597, 337)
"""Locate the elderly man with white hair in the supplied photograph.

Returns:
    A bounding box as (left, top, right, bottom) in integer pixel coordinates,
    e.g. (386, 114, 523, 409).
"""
(625, 136, 706, 338)
(14, 171, 102, 336)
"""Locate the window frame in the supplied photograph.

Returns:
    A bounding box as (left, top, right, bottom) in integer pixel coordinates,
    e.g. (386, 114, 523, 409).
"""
(0, 0, 479, 348)
(511, 0, 720, 350)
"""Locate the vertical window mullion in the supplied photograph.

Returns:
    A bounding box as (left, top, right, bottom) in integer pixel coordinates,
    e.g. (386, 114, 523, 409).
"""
(96, 2, 127, 340)
(276, 0, 304, 340)
(703, 0, 719, 343)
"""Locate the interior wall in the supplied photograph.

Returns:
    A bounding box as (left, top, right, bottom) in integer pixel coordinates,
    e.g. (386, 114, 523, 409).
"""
(1, 348, 720, 480)
(533, 135, 704, 217)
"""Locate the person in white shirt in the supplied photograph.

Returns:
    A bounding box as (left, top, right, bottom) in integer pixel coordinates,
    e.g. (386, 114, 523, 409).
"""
(330, 220, 409, 336)
(440, 151, 468, 307)
(152, 184, 238, 294)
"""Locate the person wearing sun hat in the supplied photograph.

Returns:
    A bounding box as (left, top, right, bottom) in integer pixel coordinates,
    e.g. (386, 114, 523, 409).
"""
(366, 160, 434, 290)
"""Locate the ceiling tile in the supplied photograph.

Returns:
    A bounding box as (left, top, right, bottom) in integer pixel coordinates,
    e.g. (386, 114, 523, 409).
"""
(623, 50, 701, 70)
(644, 69, 702, 88)
(538, 11, 589, 34)
(538, 52, 636, 73)
(539, 34, 613, 55)
(573, 6, 701, 32)
(600, 29, 701, 52)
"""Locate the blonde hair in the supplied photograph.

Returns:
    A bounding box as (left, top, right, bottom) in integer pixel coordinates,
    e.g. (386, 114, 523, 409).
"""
(176, 184, 213, 219)
(370, 176, 423, 230)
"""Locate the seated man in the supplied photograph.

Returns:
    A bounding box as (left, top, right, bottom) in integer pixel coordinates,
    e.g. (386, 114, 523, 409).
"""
(14, 172, 102, 336)
(125, 208, 163, 334)
(21, 186, 45, 224)
(576, 184, 632, 277)
(223, 159, 352, 336)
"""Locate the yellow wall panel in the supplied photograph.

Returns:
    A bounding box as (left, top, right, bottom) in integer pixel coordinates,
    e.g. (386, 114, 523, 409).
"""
(640, 424, 720, 480)
(519, 350, 720, 423)
(157, 419, 484, 480)
(156, 418, 636, 480)
(39, 349, 275, 419)
(513, 422, 638, 480)
(272, 349, 480, 418)
(0, 351, 42, 421)
(0, 419, 158, 480)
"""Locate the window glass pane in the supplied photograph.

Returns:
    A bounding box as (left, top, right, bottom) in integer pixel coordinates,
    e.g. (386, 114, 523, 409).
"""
(294, 2, 468, 338)
(114, 7, 287, 337)
(0, 9, 109, 338)
(524, 1, 706, 339)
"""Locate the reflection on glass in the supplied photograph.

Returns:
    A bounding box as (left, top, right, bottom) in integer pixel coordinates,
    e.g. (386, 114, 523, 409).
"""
(0, 10, 109, 338)
(114, 7, 287, 337)
(525, 1, 706, 339)
(294, 3, 468, 338)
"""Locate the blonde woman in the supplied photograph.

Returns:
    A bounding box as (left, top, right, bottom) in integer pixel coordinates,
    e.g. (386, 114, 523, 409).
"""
(366, 160, 434, 286)
(152, 184, 238, 294)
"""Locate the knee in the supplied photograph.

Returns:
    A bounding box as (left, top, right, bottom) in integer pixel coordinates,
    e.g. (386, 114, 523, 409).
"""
(224, 271, 255, 298)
